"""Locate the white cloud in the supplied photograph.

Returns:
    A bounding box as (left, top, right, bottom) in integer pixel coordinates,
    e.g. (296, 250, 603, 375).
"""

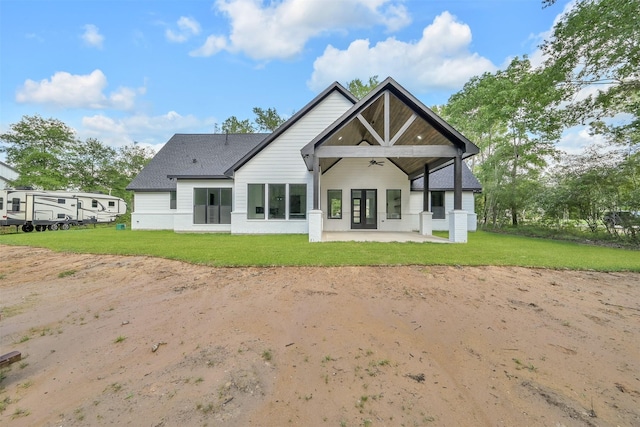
(308, 11, 496, 93)
(190, 35, 228, 57)
(81, 24, 104, 49)
(557, 126, 606, 155)
(15, 70, 142, 110)
(193, 0, 410, 60)
(81, 112, 217, 149)
(166, 16, 201, 43)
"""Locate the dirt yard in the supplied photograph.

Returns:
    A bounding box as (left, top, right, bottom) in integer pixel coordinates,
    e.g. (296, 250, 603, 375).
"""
(0, 245, 638, 427)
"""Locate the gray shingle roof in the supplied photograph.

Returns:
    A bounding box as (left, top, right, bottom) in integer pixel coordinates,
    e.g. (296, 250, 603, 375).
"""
(126, 133, 268, 191)
(411, 162, 482, 191)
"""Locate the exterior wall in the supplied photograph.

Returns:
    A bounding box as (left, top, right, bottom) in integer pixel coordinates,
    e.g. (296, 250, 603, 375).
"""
(409, 191, 477, 231)
(130, 192, 174, 230)
(0, 162, 19, 189)
(321, 158, 413, 232)
(232, 91, 354, 234)
(174, 179, 233, 232)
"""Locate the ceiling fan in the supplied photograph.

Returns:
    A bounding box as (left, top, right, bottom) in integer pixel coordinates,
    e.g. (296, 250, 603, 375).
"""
(368, 159, 385, 167)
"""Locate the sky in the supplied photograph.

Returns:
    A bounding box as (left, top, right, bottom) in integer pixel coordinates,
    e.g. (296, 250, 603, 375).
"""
(0, 0, 592, 158)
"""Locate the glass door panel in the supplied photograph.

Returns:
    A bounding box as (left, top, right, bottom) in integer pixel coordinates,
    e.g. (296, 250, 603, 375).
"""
(351, 189, 376, 229)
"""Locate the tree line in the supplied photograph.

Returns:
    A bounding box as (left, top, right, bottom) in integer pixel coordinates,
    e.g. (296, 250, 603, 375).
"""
(438, 0, 639, 240)
(0, 115, 155, 208)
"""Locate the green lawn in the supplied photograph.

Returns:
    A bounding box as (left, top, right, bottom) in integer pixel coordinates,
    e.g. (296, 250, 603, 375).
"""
(1, 228, 639, 271)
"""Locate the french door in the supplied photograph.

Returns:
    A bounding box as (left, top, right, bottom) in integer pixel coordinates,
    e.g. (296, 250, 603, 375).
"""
(351, 189, 377, 229)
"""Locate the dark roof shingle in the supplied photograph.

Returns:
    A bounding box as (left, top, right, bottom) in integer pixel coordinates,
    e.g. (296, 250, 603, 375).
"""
(411, 162, 482, 191)
(126, 133, 268, 191)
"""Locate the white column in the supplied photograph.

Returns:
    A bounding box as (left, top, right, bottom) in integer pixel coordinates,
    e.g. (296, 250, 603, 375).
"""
(419, 211, 433, 236)
(449, 210, 468, 243)
(308, 210, 323, 242)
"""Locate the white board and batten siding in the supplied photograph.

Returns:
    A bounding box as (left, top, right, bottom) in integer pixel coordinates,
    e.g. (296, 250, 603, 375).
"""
(131, 192, 174, 230)
(174, 179, 233, 232)
(232, 91, 354, 234)
(321, 158, 415, 232)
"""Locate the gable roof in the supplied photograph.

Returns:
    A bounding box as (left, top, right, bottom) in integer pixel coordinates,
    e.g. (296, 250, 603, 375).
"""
(301, 77, 479, 179)
(126, 133, 268, 191)
(411, 162, 482, 191)
(224, 82, 358, 176)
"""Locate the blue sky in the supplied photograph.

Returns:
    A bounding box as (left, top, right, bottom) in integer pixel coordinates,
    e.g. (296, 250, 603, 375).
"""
(1, 0, 584, 157)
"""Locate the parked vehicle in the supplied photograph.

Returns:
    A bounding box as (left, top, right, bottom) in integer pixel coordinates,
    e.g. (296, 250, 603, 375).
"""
(0, 189, 126, 232)
(602, 211, 640, 228)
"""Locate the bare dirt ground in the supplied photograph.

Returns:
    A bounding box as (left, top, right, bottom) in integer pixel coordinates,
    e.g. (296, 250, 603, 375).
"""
(0, 245, 639, 427)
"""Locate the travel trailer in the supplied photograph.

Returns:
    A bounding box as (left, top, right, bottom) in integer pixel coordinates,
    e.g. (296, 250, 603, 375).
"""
(0, 189, 126, 232)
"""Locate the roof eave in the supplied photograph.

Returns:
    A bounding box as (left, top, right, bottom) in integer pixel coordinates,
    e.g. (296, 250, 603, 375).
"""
(166, 174, 231, 180)
(225, 82, 358, 176)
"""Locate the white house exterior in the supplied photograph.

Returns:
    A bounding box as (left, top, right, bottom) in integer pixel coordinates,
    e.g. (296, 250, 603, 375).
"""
(127, 78, 481, 242)
(0, 161, 19, 189)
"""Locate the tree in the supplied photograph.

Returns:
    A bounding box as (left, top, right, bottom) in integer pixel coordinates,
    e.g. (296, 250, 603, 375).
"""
(542, 0, 640, 147)
(220, 116, 256, 133)
(253, 107, 286, 132)
(442, 57, 565, 226)
(539, 146, 622, 231)
(67, 138, 117, 192)
(347, 76, 380, 100)
(0, 115, 76, 189)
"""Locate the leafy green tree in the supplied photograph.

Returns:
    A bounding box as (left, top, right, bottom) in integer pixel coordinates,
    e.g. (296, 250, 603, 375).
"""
(347, 76, 380, 100)
(539, 146, 621, 231)
(0, 115, 76, 189)
(67, 138, 117, 192)
(252, 107, 286, 132)
(542, 0, 640, 147)
(220, 116, 256, 133)
(442, 57, 565, 226)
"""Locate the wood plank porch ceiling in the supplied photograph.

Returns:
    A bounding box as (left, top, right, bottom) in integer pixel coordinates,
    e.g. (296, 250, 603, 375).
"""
(308, 85, 476, 179)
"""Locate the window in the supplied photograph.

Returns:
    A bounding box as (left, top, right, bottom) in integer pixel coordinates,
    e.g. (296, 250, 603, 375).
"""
(169, 191, 176, 209)
(386, 189, 401, 219)
(327, 190, 342, 219)
(248, 184, 265, 219)
(57, 213, 66, 219)
(431, 191, 445, 219)
(0, 197, 3, 210)
(57, 198, 65, 204)
(194, 188, 232, 224)
(12, 198, 20, 211)
(268, 184, 286, 219)
(289, 184, 306, 219)
(248, 184, 307, 220)
(92, 200, 98, 208)
(108, 201, 115, 207)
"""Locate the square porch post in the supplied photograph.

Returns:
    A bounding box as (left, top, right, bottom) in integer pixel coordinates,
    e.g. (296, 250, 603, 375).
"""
(419, 163, 432, 236)
(449, 150, 468, 242)
(309, 155, 323, 242)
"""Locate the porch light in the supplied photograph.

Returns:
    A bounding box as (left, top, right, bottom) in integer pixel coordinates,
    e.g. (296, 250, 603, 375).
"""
(416, 135, 423, 140)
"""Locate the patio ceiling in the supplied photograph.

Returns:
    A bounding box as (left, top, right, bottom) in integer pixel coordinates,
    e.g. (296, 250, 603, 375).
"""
(301, 77, 479, 179)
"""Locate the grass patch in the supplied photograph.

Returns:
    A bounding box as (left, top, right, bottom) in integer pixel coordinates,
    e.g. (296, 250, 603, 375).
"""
(0, 228, 638, 271)
(58, 269, 76, 278)
(114, 336, 126, 343)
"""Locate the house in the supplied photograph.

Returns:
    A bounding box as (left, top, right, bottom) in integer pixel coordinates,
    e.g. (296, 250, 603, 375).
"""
(127, 77, 481, 242)
(0, 161, 19, 189)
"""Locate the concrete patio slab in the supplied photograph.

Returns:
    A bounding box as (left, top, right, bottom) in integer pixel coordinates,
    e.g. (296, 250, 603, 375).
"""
(321, 231, 450, 243)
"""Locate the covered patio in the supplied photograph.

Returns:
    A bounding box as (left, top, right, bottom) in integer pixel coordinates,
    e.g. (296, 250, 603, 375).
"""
(302, 77, 479, 243)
